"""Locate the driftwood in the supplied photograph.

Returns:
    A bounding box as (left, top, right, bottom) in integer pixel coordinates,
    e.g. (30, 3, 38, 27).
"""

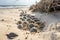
(29, 0, 60, 12)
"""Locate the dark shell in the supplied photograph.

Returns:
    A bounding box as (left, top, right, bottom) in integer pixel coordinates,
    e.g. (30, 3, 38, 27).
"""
(30, 27, 37, 32)
(17, 24, 23, 29)
(6, 32, 18, 39)
(17, 21, 22, 25)
(29, 20, 35, 23)
(23, 16, 26, 19)
(20, 18, 25, 21)
(29, 24, 35, 28)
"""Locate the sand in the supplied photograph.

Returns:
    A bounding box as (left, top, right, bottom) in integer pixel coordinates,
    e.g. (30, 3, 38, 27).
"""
(0, 7, 60, 40)
(0, 8, 42, 40)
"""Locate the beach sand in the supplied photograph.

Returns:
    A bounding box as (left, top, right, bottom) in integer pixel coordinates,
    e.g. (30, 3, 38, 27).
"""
(0, 8, 60, 40)
(0, 8, 42, 40)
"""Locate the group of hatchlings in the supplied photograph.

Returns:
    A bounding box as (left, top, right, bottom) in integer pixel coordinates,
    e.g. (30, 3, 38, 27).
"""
(6, 11, 45, 40)
(17, 11, 45, 32)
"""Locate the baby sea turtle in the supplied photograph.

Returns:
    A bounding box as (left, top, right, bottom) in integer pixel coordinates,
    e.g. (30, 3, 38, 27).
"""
(23, 14, 26, 16)
(17, 21, 22, 25)
(22, 21, 29, 30)
(26, 14, 31, 18)
(20, 18, 25, 21)
(39, 23, 45, 29)
(20, 11, 24, 15)
(20, 14, 23, 16)
(31, 16, 35, 17)
(30, 27, 37, 32)
(27, 19, 31, 22)
(23, 16, 26, 19)
(18, 24, 23, 29)
(34, 19, 40, 22)
(29, 20, 35, 23)
(23, 22, 28, 26)
(6, 32, 18, 39)
(29, 24, 35, 28)
(35, 21, 41, 25)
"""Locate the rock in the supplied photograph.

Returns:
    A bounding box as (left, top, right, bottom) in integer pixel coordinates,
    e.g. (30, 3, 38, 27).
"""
(6, 32, 18, 39)
(17, 24, 23, 29)
(30, 27, 37, 32)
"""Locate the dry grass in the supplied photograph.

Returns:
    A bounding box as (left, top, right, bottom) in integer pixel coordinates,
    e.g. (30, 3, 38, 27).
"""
(29, 0, 60, 12)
